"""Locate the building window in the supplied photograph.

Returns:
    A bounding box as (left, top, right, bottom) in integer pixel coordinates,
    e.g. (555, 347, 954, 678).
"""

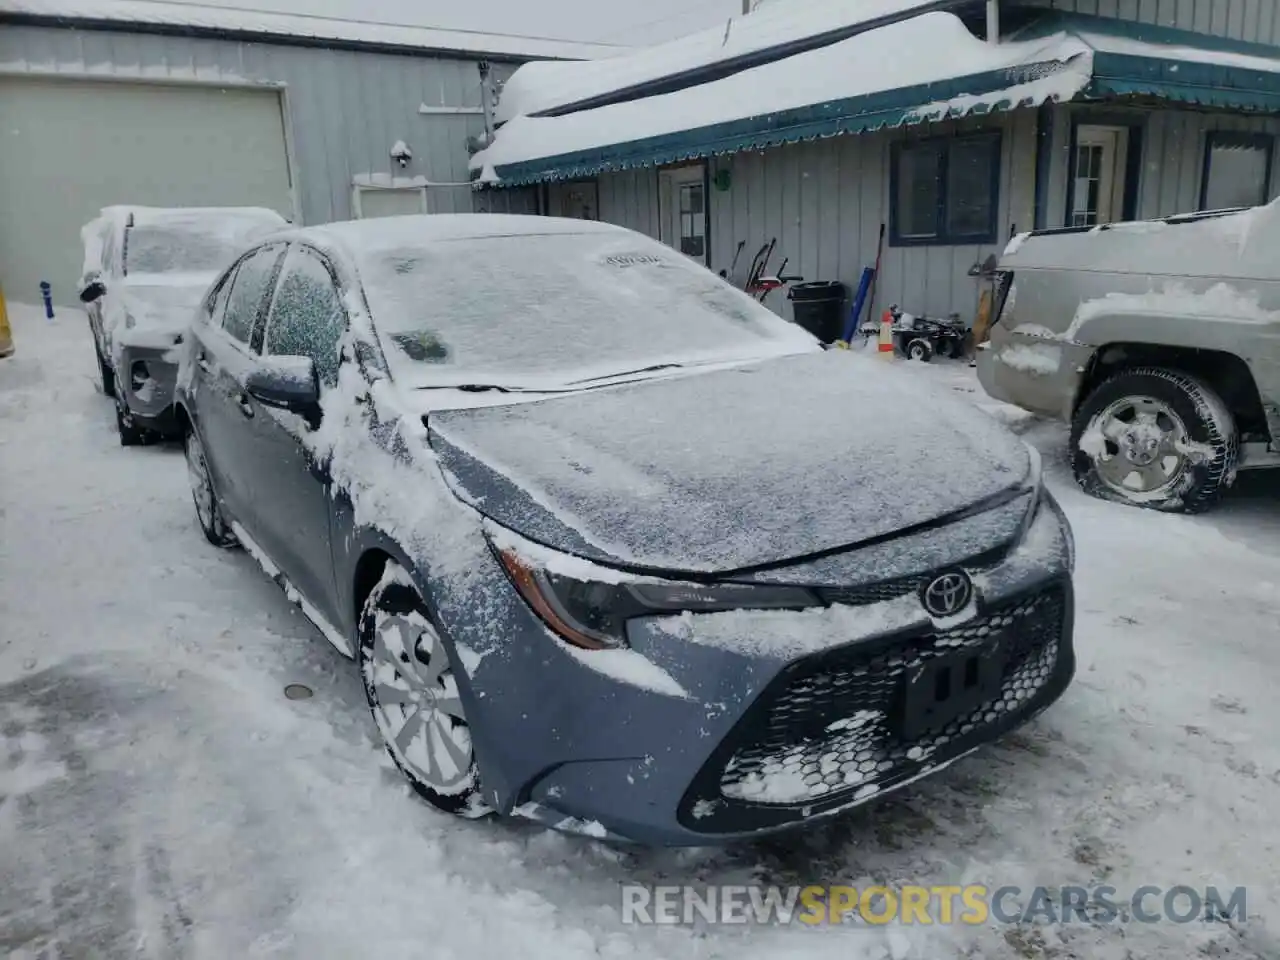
(678, 182, 706, 258)
(1201, 132, 1273, 211)
(890, 133, 1001, 246)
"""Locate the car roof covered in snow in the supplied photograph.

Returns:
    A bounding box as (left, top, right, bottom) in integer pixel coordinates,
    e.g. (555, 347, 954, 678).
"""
(0, 0, 621, 62)
(284, 213, 628, 258)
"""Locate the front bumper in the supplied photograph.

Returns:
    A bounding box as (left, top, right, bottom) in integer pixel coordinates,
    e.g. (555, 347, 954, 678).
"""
(975, 328, 1091, 422)
(440, 496, 1076, 847)
(116, 345, 180, 437)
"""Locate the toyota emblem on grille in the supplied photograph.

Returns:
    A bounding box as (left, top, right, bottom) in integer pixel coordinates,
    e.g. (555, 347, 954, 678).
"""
(921, 571, 973, 618)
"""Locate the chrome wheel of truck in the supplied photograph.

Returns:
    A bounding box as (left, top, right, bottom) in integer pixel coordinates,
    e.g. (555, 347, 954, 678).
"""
(1071, 367, 1237, 513)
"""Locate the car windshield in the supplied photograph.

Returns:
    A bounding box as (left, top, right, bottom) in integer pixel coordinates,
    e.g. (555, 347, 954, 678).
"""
(124, 219, 274, 276)
(357, 231, 817, 388)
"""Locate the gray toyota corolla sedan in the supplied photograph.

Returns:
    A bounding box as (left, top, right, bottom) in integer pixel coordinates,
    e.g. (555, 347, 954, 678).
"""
(172, 214, 1076, 845)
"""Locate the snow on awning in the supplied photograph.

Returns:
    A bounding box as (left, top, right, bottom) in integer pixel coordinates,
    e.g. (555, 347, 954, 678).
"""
(494, 0, 965, 123)
(472, 13, 1094, 187)
(1059, 14, 1280, 112)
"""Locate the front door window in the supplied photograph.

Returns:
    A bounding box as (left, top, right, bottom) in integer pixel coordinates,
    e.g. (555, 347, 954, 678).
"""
(659, 165, 708, 265)
(1071, 125, 1128, 227)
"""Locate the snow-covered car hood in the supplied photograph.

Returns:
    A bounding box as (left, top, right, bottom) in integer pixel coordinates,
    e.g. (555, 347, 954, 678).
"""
(427, 350, 1032, 575)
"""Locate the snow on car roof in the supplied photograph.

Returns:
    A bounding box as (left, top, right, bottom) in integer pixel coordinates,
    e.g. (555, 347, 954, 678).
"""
(293, 213, 626, 259)
(0, 0, 621, 62)
(494, 0, 956, 123)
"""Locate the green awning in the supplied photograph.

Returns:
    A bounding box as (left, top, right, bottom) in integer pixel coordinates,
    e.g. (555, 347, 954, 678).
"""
(476, 11, 1280, 188)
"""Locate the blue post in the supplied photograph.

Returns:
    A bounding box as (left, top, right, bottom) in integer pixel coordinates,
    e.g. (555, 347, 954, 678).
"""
(39, 281, 54, 320)
(842, 266, 875, 343)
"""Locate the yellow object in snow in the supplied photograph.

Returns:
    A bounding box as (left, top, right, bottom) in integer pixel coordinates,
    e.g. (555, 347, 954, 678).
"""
(0, 284, 13, 359)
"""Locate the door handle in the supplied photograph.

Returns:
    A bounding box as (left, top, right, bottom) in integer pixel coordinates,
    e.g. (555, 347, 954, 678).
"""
(237, 393, 255, 419)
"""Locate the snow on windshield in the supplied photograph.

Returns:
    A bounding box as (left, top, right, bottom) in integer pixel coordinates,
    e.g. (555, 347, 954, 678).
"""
(356, 232, 816, 386)
(124, 226, 252, 275)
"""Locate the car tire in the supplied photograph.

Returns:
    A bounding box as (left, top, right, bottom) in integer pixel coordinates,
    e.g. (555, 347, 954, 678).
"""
(114, 387, 150, 447)
(359, 563, 489, 819)
(1070, 367, 1237, 514)
(907, 338, 934, 362)
(184, 427, 236, 547)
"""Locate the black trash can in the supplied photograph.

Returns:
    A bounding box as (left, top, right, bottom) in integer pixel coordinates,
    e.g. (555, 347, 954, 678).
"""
(787, 280, 847, 343)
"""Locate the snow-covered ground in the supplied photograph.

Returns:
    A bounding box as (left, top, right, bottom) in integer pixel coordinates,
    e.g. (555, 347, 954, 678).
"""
(2, 303, 1278, 960)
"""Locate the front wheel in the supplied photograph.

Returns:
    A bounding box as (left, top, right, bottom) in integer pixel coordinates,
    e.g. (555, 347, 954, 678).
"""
(1070, 367, 1237, 513)
(359, 564, 489, 819)
(114, 388, 150, 446)
(94, 336, 114, 396)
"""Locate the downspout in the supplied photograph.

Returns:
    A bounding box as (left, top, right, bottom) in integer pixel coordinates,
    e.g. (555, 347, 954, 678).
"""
(986, 0, 1000, 44)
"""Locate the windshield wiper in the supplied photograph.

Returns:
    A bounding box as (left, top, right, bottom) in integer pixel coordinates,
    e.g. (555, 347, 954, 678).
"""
(567, 363, 685, 386)
(416, 383, 514, 393)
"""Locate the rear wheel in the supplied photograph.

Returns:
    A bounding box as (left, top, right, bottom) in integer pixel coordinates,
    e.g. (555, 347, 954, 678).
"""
(184, 427, 236, 547)
(1070, 367, 1237, 513)
(359, 564, 488, 818)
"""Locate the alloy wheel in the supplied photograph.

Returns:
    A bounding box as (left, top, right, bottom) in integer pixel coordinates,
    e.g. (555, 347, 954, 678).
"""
(365, 611, 476, 796)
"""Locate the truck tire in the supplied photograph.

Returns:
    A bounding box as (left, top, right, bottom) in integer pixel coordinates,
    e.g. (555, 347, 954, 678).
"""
(1070, 367, 1237, 514)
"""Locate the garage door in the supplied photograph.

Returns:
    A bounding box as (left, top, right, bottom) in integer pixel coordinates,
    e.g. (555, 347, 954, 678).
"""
(0, 77, 294, 306)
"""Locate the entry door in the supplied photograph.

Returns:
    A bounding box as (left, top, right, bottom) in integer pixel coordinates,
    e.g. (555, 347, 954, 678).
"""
(659, 166, 708, 266)
(1070, 126, 1129, 227)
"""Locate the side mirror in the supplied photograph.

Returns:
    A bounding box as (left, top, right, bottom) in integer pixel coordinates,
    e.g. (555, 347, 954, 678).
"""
(79, 280, 106, 304)
(245, 355, 321, 419)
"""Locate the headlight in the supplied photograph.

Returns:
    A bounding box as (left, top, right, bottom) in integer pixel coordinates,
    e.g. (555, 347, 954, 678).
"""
(1014, 441, 1044, 544)
(494, 544, 818, 650)
(1045, 489, 1075, 573)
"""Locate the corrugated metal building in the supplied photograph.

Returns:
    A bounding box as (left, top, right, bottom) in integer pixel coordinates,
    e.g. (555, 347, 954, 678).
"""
(0, 0, 614, 303)
(473, 0, 1280, 331)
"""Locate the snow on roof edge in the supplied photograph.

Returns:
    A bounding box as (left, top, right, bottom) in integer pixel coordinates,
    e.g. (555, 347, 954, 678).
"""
(0, 0, 622, 62)
(493, 0, 959, 123)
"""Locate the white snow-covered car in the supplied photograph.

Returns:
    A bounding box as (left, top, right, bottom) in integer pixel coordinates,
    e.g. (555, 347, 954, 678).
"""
(78, 205, 288, 445)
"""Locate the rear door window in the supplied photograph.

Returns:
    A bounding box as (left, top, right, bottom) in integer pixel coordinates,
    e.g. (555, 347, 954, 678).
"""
(263, 246, 347, 388)
(220, 245, 285, 347)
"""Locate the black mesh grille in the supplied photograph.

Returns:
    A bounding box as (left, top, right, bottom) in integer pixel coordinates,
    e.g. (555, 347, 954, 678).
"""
(814, 575, 927, 606)
(678, 582, 1072, 833)
(811, 553, 1005, 608)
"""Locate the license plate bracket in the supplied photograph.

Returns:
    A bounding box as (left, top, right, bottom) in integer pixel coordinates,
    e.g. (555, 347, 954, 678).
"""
(899, 641, 1008, 741)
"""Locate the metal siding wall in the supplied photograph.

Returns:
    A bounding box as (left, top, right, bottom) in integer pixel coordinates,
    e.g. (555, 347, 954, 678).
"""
(0, 24, 497, 224)
(472, 187, 540, 214)
(703, 112, 1035, 325)
(1044, 103, 1280, 227)
(1022, 0, 1280, 41)
(597, 169, 661, 238)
